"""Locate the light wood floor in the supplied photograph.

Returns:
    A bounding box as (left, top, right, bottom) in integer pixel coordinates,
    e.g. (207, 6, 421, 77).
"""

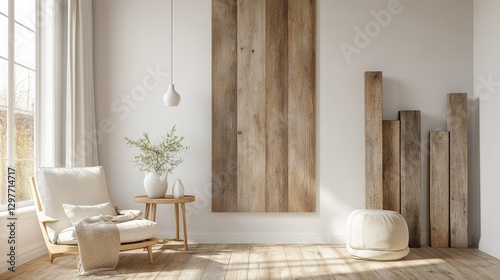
(2, 243, 500, 279)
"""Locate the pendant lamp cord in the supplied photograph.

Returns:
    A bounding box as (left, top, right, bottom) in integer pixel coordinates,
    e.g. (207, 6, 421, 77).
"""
(170, 0, 174, 84)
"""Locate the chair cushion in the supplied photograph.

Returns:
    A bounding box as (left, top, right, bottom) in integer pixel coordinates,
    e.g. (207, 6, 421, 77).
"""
(63, 202, 117, 225)
(57, 219, 158, 245)
(346, 209, 409, 261)
(35, 166, 113, 242)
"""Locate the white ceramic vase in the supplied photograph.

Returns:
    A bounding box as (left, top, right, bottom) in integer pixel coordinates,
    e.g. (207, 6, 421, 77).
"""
(172, 179, 184, 199)
(143, 171, 168, 198)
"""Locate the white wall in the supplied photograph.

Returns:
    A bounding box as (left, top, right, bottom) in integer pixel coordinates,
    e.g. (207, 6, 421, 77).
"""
(93, 0, 475, 245)
(475, 0, 500, 259)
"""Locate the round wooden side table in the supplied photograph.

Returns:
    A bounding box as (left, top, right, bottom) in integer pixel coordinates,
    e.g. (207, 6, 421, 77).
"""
(134, 195, 195, 250)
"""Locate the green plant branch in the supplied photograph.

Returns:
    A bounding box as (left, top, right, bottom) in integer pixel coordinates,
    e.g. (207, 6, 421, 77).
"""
(125, 125, 189, 173)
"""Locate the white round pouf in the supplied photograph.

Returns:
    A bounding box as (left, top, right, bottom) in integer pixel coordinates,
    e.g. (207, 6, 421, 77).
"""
(346, 209, 410, 261)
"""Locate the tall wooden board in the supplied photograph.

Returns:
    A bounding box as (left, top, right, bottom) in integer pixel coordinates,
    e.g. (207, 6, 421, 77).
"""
(365, 72, 383, 210)
(399, 110, 421, 248)
(236, 0, 267, 212)
(212, 0, 238, 212)
(265, 0, 289, 212)
(430, 131, 450, 248)
(448, 93, 468, 248)
(382, 120, 400, 212)
(287, 0, 316, 212)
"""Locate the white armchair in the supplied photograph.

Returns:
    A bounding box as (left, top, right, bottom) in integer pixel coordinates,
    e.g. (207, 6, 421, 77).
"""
(31, 166, 159, 263)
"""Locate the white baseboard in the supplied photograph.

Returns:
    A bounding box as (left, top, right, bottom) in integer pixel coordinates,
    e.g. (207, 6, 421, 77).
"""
(156, 230, 346, 244)
(479, 238, 500, 260)
(0, 241, 47, 273)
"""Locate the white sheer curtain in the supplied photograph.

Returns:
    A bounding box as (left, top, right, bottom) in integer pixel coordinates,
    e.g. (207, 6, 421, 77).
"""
(38, 0, 98, 167)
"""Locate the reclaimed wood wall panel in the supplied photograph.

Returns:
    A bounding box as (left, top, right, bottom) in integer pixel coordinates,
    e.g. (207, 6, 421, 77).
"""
(287, 0, 316, 212)
(212, 0, 238, 212)
(448, 93, 468, 248)
(212, 0, 316, 212)
(399, 110, 421, 248)
(365, 71, 383, 210)
(236, 0, 267, 212)
(430, 131, 450, 248)
(382, 120, 400, 212)
(265, 0, 289, 212)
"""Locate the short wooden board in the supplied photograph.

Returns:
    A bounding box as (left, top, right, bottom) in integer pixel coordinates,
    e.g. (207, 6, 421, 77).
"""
(430, 131, 450, 248)
(399, 110, 421, 248)
(383, 120, 400, 212)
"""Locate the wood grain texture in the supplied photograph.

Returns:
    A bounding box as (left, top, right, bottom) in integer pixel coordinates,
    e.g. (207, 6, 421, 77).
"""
(284, 245, 312, 279)
(300, 245, 333, 278)
(247, 245, 270, 279)
(365, 71, 383, 210)
(236, 0, 267, 212)
(177, 244, 215, 279)
(5, 245, 500, 280)
(225, 244, 251, 279)
(399, 110, 421, 248)
(212, 0, 316, 212)
(429, 131, 450, 248)
(287, 0, 316, 212)
(265, 0, 289, 212)
(267, 245, 293, 279)
(201, 244, 232, 280)
(383, 120, 400, 212)
(212, 0, 238, 212)
(447, 93, 468, 248)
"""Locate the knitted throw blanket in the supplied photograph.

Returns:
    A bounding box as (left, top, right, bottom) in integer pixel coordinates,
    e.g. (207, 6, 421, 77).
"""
(75, 215, 120, 275)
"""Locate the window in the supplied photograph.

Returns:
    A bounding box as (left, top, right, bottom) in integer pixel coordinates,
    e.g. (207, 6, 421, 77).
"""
(0, 0, 37, 208)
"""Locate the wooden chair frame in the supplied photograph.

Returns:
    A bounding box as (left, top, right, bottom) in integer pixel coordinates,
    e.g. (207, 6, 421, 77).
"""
(31, 177, 158, 263)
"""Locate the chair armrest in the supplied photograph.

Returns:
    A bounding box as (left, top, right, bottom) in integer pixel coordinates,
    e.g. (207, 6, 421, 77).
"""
(117, 209, 143, 218)
(38, 214, 59, 224)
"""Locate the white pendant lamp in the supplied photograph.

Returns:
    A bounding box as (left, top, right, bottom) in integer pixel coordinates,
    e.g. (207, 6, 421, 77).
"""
(163, 0, 181, 106)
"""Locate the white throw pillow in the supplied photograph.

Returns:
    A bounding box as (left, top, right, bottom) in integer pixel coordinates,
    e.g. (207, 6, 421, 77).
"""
(63, 202, 117, 225)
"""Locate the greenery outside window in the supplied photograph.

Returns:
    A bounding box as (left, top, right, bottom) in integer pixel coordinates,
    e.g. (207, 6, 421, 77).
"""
(0, 0, 37, 210)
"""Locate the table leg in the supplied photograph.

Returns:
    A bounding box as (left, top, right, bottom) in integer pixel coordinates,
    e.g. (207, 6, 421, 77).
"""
(144, 203, 150, 220)
(181, 203, 188, 250)
(151, 203, 157, 222)
(175, 203, 180, 240)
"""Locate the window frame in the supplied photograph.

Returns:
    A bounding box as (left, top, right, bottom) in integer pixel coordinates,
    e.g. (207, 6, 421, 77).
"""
(0, 0, 39, 211)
